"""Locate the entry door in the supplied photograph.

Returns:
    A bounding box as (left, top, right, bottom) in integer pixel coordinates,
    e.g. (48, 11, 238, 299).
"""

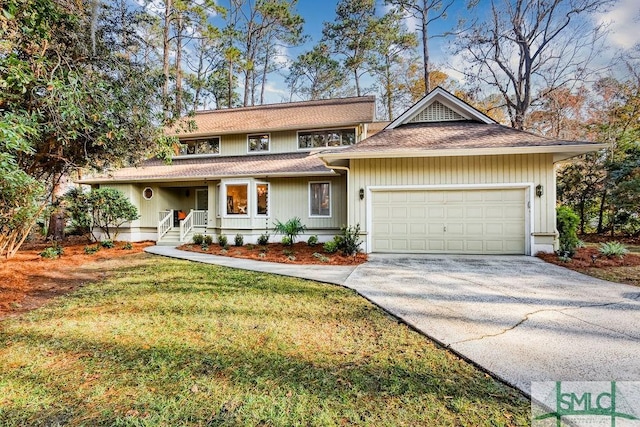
(195, 189, 208, 210)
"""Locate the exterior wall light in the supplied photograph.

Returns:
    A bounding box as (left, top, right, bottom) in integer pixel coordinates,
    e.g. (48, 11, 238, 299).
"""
(359, 188, 365, 200)
(536, 184, 544, 197)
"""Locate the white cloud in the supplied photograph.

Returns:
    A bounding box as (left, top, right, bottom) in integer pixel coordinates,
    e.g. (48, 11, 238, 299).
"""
(594, 0, 640, 49)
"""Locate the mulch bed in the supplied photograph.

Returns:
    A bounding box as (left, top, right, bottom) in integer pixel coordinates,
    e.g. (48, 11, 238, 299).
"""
(537, 246, 640, 269)
(177, 242, 368, 266)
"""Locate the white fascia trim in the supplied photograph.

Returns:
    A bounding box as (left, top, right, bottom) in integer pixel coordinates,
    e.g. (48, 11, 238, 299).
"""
(365, 183, 535, 256)
(78, 171, 340, 185)
(320, 144, 607, 164)
(386, 87, 496, 129)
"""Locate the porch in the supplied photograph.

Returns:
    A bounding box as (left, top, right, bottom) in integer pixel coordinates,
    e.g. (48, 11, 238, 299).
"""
(157, 209, 208, 245)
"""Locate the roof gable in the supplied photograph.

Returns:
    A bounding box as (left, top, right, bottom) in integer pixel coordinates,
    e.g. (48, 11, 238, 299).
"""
(387, 87, 495, 129)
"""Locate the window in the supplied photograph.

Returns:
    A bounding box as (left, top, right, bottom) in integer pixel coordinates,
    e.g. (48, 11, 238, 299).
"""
(256, 183, 269, 216)
(248, 134, 270, 152)
(309, 182, 331, 217)
(143, 187, 154, 200)
(225, 184, 248, 215)
(178, 137, 220, 156)
(298, 129, 356, 149)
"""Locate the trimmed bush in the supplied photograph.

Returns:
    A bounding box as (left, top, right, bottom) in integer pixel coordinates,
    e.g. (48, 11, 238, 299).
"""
(257, 233, 269, 246)
(323, 240, 338, 254)
(192, 234, 204, 245)
(100, 239, 114, 248)
(234, 234, 244, 247)
(203, 235, 213, 245)
(557, 205, 580, 258)
(217, 234, 228, 247)
(307, 235, 319, 246)
(599, 241, 629, 258)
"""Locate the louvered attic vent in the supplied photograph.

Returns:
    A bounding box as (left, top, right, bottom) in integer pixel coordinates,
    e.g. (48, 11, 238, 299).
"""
(409, 101, 466, 123)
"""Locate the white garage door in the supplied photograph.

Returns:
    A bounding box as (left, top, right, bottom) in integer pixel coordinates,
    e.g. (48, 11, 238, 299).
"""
(371, 188, 527, 254)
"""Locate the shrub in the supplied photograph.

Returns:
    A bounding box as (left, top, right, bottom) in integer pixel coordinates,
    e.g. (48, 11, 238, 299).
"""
(312, 252, 330, 262)
(557, 205, 580, 258)
(324, 239, 338, 254)
(307, 235, 319, 246)
(84, 245, 100, 255)
(599, 241, 629, 258)
(337, 224, 362, 256)
(87, 188, 139, 241)
(100, 239, 114, 248)
(283, 248, 294, 256)
(217, 234, 228, 247)
(257, 233, 269, 246)
(281, 236, 293, 246)
(272, 217, 307, 245)
(192, 234, 204, 245)
(203, 235, 213, 245)
(40, 244, 64, 259)
(201, 243, 209, 251)
(122, 242, 133, 250)
(234, 234, 244, 246)
(63, 187, 92, 236)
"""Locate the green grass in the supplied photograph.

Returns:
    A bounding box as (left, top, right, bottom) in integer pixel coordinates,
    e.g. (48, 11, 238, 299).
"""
(0, 254, 529, 426)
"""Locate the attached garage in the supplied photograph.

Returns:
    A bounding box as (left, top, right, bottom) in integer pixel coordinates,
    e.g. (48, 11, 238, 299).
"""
(370, 187, 528, 254)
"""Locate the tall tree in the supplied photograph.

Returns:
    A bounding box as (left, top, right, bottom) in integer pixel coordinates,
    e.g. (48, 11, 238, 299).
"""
(455, 0, 612, 130)
(386, 0, 454, 95)
(286, 44, 349, 100)
(322, 0, 378, 96)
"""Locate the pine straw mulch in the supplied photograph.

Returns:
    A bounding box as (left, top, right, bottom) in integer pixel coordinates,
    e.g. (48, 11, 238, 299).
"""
(0, 237, 154, 319)
(177, 242, 368, 266)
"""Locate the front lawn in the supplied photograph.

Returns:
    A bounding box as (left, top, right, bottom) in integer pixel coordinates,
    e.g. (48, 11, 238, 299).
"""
(0, 254, 529, 426)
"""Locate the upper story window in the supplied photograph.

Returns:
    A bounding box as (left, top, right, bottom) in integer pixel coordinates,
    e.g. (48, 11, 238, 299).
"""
(298, 128, 356, 150)
(178, 137, 220, 156)
(248, 134, 270, 152)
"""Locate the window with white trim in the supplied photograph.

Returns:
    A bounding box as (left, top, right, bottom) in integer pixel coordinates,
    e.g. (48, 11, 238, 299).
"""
(248, 134, 270, 152)
(225, 183, 248, 216)
(309, 182, 331, 217)
(256, 183, 269, 216)
(298, 128, 356, 149)
(178, 137, 220, 156)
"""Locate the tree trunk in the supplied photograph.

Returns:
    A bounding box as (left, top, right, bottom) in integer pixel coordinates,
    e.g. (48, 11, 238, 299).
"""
(162, 0, 172, 120)
(422, 0, 430, 94)
(227, 60, 233, 108)
(354, 68, 360, 97)
(47, 208, 65, 241)
(597, 189, 607, 234)
(260, 44, 270, 105)
(175, 13, 183, 116)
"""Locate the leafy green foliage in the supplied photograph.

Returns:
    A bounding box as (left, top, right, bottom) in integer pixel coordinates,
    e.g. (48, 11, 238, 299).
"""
(281, 236, 293, 246)
(272, 217, 307, 245)
(84, 245, 100, 255)
(122, 242, 133, 250)
(217, 234, 228, 247)
(557, 206, 580, 257)
(87, 189, 139, 241)
(337, 224, 363, 256)
(599, 241, 629, 258)
(63, 187, 92, 236)
(234, 234, 244, 247)
(192, 234, 204, 245)
(40, 243, 63, 259)
(323, 239, 338, 254)
(257, 233, 270, 246)
(307, 235, 319, 246)
(203, 235, 213, 246)
(312, 252, 330, 262)
(100, 240, 114, 249)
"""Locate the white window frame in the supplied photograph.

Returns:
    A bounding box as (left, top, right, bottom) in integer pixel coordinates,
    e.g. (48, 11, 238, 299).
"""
(222, 181, 250, 218)
(216, 184, 221, 217)
(297, 128, 357, 151)
(142, 187, 154, 200)
(255, 182, 270, 217)
(176, 136, 221, 157)
(309, 181, 332, 218)
(247, 133, 271, 153)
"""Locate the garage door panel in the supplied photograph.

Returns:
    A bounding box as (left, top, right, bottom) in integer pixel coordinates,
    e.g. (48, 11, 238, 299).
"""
(371, 188, 526, 254)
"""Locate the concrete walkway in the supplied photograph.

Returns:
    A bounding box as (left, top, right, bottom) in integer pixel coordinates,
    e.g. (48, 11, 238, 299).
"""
(144, 246, 640, 396)
(144, 246, 357, 285)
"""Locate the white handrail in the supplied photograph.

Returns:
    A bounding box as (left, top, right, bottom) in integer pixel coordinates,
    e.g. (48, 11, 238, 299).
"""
(158, 210, 173, 241)
(192, 210, 207, 227)
(180, 210, 194, 242)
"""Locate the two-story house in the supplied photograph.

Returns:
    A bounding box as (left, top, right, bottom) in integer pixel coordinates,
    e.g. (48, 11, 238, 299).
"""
(80, 96, 378, 245)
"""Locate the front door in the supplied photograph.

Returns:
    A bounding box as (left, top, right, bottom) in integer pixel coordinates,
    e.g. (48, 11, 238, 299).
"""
(196, 189, 208, 210)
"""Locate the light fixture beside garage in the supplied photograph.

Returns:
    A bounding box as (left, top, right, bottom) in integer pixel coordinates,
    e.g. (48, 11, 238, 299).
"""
(536, 185, 544, 197)
(359, 188, 364, 200)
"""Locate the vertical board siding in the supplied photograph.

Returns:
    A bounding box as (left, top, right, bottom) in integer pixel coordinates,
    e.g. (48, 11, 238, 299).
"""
(221, 131, 299, 156)
(351, 154, 555, 234)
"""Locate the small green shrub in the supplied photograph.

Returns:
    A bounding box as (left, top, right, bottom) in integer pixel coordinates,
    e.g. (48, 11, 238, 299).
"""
(201, 243, 209, 251)
(84, 245, 100, 255)
(100, 239, 114, 248)
(281, 236, 293, 246)
(257, 233, 269, 246)
(599, 241, 629, 258)
(234, 234, 244, 246)
(557, 206, 580, 258)
(312, 252, 330, 262)
(122, 242, 133, 250)
(246, 244, 255, 250)
(324, 240, 338, 254)
(283, 248, 294, 256)
(217, 234, 228, 247)
(203, 235, 213, 245)
(307, 235, 319, 246)
(192, 234, 204, 245)
(273, 217, 307, 244)
(40, 244, 64, 259)
(337, 224, 362, 256)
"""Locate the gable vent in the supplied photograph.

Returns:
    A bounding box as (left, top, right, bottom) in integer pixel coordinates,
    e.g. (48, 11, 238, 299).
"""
(409, 101, 466, 123)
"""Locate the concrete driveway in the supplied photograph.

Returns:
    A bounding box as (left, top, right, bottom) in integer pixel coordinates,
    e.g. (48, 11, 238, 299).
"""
(343, 254, 640, 395)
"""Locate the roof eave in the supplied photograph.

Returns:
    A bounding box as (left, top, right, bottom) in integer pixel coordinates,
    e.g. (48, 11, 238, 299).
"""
(319, 143, 607, 165)
(169, 120, 369, 138)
